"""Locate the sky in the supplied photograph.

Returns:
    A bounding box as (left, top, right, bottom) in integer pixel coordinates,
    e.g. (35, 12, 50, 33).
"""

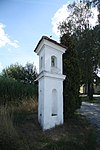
(0, 0, 98, 73)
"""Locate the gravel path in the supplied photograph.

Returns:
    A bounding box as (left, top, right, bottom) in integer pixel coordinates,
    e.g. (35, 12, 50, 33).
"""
(79, 102, 100, 149)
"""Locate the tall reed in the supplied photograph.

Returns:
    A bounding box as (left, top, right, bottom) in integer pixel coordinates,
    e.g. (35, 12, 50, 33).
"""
(0, 77, 37, 105)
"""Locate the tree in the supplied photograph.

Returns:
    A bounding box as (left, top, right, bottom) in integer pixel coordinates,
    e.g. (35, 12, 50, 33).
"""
(76, 28, 95, 99)
(76, 24, 100, 99)
(58, 0, 93, 37)
(22, 62, 38, 84)
(2, 62, 37, 84)
(60, 33, 81, 118)
(58, 0, 100, 100)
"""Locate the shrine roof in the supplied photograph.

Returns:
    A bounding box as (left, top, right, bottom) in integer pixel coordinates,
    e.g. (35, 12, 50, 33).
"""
(34, 36, 66, 52)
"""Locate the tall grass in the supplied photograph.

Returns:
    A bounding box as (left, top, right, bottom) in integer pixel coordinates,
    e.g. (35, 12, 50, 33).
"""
(12, 98, 38, 125)
(0, 76, 37, 149)
(0, 106, 20, 150)
(0, 77, 37, 105)
(0, 105, 30, 150)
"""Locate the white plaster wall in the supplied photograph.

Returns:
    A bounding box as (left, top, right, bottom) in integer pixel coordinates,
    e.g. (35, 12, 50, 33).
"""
(42, 76, 64, 130)
(45, 45, 63, 74)
(39, 47, 45, 73)
(36, 37, 66, 130)
(38, 77, 45, 127)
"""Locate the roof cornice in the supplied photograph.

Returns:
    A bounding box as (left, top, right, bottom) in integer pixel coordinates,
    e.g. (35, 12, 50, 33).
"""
(34, 36, 67, 54)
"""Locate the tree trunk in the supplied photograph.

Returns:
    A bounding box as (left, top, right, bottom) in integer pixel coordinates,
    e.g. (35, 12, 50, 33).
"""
(87, 83, 94, 100)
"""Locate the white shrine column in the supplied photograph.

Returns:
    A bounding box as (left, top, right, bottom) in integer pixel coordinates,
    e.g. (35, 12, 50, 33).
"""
(34, 36, 66, 130)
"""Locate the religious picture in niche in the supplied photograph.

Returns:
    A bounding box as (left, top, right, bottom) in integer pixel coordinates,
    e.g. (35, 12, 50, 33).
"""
(51, 56, 57, 67)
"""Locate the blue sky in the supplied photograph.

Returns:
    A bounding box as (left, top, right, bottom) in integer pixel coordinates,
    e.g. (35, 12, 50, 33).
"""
(0, 0, 74, 72)
(0, 0, 98, 73)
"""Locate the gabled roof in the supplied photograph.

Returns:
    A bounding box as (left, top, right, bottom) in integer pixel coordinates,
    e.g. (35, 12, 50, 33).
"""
(34, 36, 67, 52)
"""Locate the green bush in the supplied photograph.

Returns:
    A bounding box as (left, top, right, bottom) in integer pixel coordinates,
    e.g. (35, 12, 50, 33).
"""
(0, 77, 37, 105)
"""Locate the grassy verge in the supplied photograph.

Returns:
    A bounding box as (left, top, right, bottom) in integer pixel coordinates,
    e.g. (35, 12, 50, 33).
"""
(0, 100, 97, 150)
(80, 95, 100, 104)
(91, 99, 100, 104)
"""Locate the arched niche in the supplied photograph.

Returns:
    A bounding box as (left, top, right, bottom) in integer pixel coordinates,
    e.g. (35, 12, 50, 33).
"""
(51, 89, 58, 116)
(51, 56, 57, 68)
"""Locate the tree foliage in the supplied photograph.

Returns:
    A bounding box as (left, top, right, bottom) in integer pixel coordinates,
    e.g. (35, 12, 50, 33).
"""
(76, 24, 100, 97)
(0, 62, 38, 104)
(60, 34, 81, 118)
(58, 0, 93, 37)
(58, 0, 100, 100)
(2, 62, 37, 84)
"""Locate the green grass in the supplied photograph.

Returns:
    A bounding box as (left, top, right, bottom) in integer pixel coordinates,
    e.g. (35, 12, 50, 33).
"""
(81, 95, 100, 104)
(0, 101, 97, 150)
(92, 99, 100, 104)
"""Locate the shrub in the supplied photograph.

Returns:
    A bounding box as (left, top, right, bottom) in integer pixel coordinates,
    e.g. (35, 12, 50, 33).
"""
(0, 77, 37, 105)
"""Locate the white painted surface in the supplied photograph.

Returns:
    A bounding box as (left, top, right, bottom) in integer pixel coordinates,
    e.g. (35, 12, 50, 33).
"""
(35, 37, 66, 130)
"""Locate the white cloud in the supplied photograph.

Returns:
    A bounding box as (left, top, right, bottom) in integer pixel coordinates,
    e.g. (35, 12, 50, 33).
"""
(51, 4, 70, 36)
(0, 23, 19, 48)
(52, 2, 98, 36)
(90, 7, 99, 27)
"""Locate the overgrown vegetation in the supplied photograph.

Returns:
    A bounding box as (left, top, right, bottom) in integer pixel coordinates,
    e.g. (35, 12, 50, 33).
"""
(0, 105, 30, 150)
(0, 62, 38, 105)
(0, 103, 97, 150)
(2, 62, 37, 84)
(0, 62, 38, 149)
(0, 76, 37, 105)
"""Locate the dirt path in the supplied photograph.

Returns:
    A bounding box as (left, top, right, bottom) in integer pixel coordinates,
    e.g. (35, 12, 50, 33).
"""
(79, 102, 100, 149)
